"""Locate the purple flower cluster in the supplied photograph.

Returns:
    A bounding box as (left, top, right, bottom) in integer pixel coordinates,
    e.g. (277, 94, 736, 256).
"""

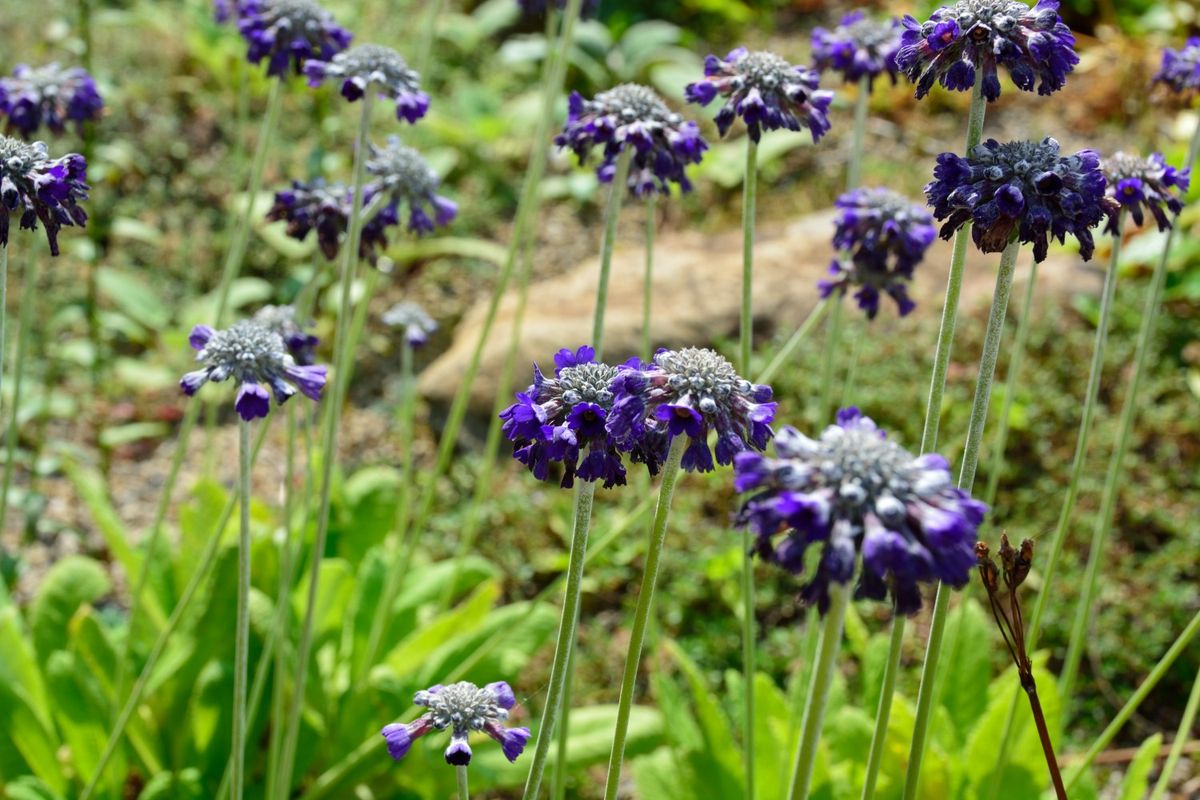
(252, 304, 319, 365)
(0, 63, 103, 140)
(304, 44, 430, 123)
(897, 0, 1078, 101)
(236, 0, 352, 77)
(607, 347, 775, 473)
(0, 137, 89, 255)
(382, 300, 438, 348)
(735, 408, 986, 615)
(686, 48, 833, 143)
(556, 84, 707, 196)
(819, 188, 936, 318)
(367, 137, 458, 234)
(180, 320, 327, 420)
(265, 178, 398, 263)
(382, 681, 530, 766)
(811, 12, 903, 89)
(926, 137, 1115, 263)
(1102, 152, 1190, 232)
(1153, 37, 1200, 96)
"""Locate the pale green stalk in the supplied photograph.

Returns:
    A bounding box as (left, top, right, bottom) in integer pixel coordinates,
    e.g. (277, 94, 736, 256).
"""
(1149, 665, 1200, 800)
(414, 0, 446, 77)
(787, 581, 852, 800)
(642, 195, 656, 359)
(846, 75, 869, 192)
(903, 236, 1020, 800)
(0, 254, 38, 530)
(550, 611, 578, 800)
(779, 607, 821, 792)
(860, 611, 904, 800)
(757, 299, 831, 385)
(231, 419, 252, 800)
(0, 244, 7, 415)
(457, 765, 470, 800)
(601, 436, 687, 800)
(817, 300, 843, 423)
(740, 138, 758, 374)
(593, 149, 633, 355)
(838, 317, 865, 408)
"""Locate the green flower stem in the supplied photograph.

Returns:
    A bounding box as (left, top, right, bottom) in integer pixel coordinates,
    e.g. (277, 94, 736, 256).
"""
(414, 0, 446, 77)
(757, 298, 831, 385)
(838, 317, 865, 408)
(0, 244, 7, 418)
(593, 149, 633, 357)
(457, 764, 470, 800)
(740, 521, 757, 800)
(601, 436, 687, 800)
(740, 138, 758, 374)
(860, 610, 905, 800)
(0, 252, 38, 532)
(818, 299, 843, 423)
(275, 90, 375, 798)
(550, 607, 580, 800)
(80, 422, 270, 800)
(523, 480, 597, 799)
(1058, 213, 1126, 712)
(846, 75, 870, 191)
(231, 419, 253, 800)
(779, 607, 821, 792)
(1149, 664, 1200, 800)
(787, 581, 852, 800)
(904, 236, 1020, 800)
(642, 194, 656, 359)
(1064, 607, 1200, 791)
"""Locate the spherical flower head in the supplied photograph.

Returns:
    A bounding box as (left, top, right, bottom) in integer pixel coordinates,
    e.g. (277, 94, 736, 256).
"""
(179, 320, 328, 420)
(252, 304, 319, 365)
(555, 84, 707, 197)
(381, 681, 531, 766)
(517, 0, 599, 16)
(366, 137, 457, 235)
(237, 0, 352, 78)
(0, 136, 89, 255)
(897, 1, 1078, 102)
(735, 407, 987, 614)
(925, 136, 1117, 263)
(0, 63, 104, 140)
(1102, 152, 1190, 233)
(606, 347, 775, 474)
(685, 49, 834, 143)
(304, 44, 430, 124)
(381, 300, 437, 348)
(266, 178, 399, 264)
(1153, 37, 1200, 97)
(811, 12, 903, 89)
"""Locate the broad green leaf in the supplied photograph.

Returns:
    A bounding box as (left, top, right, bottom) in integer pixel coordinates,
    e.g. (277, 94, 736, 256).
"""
(0, 606, 49, 728)
(138, 768, 205, 800)
(383, 581, 500, 676)
(386, 236, 507, 266)
(1118, 733, 1162, 800)
(29, 556, 111, 666)
(0, 684, 59, 787)
(415, 600, 557, 689)
(2, 776, 66, 800)
(292, 558, 355, 649)
(633, 747, 697, 800)
(46, 651, 120, 797)
(665, 641, 743, 796)
(938, 598, 993, 742)
(334, 466, 402, 564)
(96, 266, 169, 330)
(752, 672, 794, 800)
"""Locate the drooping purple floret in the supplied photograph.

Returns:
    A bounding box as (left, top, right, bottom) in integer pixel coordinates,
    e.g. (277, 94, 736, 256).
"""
(213, 0, 237, 22)
(1102, 152, 1190, 233)
(925, 137, 1116, 263)
(366, 137, 457, 235)
(606, 347, 775, 474)
(1153, 37, 1200, 96)
(179, 320, 327, 421)
(304, 44, 430, 124)
(555, 84, 708, 197)
(236, 0, 352, 78)
(811, 12, 903, 89)
(0, 136, 89, 255)
(381, 300, 437, 348)
(0, 63, 103, 140)
(253, 304, 319, 365)
(735, 407, 986, 615)
(896, 0, 1078, 102)
(265, 178, 398, 263)
(685, 48, 834, 143)
(382, 681, 531, 766)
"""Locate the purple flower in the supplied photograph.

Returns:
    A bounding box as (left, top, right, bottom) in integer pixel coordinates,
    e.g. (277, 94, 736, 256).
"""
(685, 49, 834, 143)
(897, 0, 1079, 102)
(0, 63, 103, 140)
(1153, 37, 1200, 96)
(517, 0, 598, 15)
(925, 137, 1117, 263)
(555, 84, 708, 197)
(381, 300, 437, 348)
(381, 681, 530, 766)
(811, 12, 903, 89)
(606, 347, 775, 474)
(818, 188, 935, 318)
(1102, 152, 1190, 232)
(304, 44, 430, 124)
(179, 320, 328, 421)
(252, 304, 319, 365)
(0, 137, 89, 255)
(735, 407, 987, 614)
(366, 138, 457, 235)
(213, 0, 238, 22)
(236, 0, 352, 78)
(265, 178, 399, 263)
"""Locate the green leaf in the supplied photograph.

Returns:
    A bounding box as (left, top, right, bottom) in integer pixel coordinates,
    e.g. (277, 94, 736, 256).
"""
(334, 466, 402, 564)
(383, 580, 500, 676)
(2, 776, 66, 800)
(29, 556, 111, 666)
(664, 640, 744, 796)
(0, 684, 63, 791)
(1118, 733, 1162, 800)
(386, 236, 507, 266)
(415, 600, 557, 689)
(752, 672, 794, 800)
(45, 650, 121, 797)
(292, 558, 355, 651)
(0, 606, 50, 727)
(938, 598, 993, 741)
(96, 266, 169, 330)
(137, 769, 205, 800)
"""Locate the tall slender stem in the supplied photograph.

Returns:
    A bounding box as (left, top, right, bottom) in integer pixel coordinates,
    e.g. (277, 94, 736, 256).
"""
(860, 609, 904, 800)
(593, 150, 632, 357)
(642, 195, 656, 359)
(1025, 682, 1068, 800)
(231, 419, 253, 800)
(904, 237, 1020, 800)
(523, 480, 596, 799)
(0, 244, 7, 419)
(740, 138, 758, 373)
(265, 404, 298, 800)
(550, 607, 580, 800)
(817, 300, 843, 423)
(757, 299, 830, 385)
(1149, 664, 1200, 800)
(0, 253, 40, 529)
(457, 764, 470, 800)
(740, 521, 757, 800)
(414, 0, 446, 77)
(602, 436, 687, 800)
(787, 581, 852, 800)
(846, 75, 870, 191)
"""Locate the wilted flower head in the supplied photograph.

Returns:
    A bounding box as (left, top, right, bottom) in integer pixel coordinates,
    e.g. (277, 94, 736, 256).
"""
(214, 0, 237, 22)
(381, 681, 530, 766)
(382, 300, 438, 348)
(0, 137, 88, 255)
(517, 0, 599, 15)
(1153, 37, 1200, 96)
(607, 347, 775, 473)
(897, 0, 1078, 101)
(819, 188, 936, 318)
(0, 63, 103, 140)
(811, 12, 903, 89)
(555, 84, 707, 196)
(180, 321, 327, 420)
(366, 138, 457, 234)
(925, 137, 1115, 263)
(1102, 152, 1190, 233)
(252, 304, 319, 365)
(304, 44, 430, 124)
(237, 0, 352, 77)
(265, 178, 398, 264)
(685, 49, 834, 143)
(735, 407, 986, 614)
